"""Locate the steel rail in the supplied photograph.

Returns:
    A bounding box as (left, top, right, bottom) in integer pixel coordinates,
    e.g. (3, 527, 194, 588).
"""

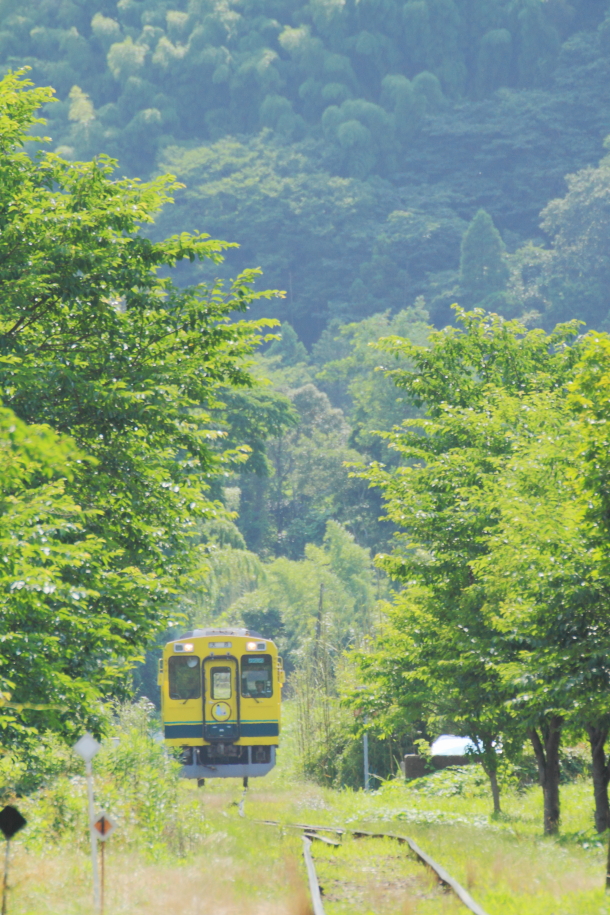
(259, 819, 490, 915)
(304, 831, 341, 847)
(350, 829, 489, 915)
(302, 835, 326, 915)
(257, 819, 344, 834)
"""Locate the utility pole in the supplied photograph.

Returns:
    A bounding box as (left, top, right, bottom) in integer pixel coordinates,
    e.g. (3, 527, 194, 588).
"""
(363, 717, 370, 791)
(313, 583, 324, 664)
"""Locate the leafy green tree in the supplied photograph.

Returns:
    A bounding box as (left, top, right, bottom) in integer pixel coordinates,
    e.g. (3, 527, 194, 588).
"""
(0, 70, 277, 723)
(229, 308, 428, 558)
(315, 302, 429, 461)
(467, 390, 586, 825)
(513, 0, 560, 87)
(538, 148, 610, 329)
(260, 383, 363, 556)
(176, 519, 266, 626)
(266, 322, 309, 366)
(91, 13, 122, 51)
(359, 308, 584, 832)
(107, 36, 148, 83)
(357, 390, 530, 816)
(566, 331, 610, 831)
(217, 385, 299, 553)
(224, 520, 378, 666)
(468, 386, 610, 832)
(0, 403, 110, 741)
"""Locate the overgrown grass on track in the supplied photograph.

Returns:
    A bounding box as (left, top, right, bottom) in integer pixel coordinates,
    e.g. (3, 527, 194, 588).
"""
(246, 768, 610, 915)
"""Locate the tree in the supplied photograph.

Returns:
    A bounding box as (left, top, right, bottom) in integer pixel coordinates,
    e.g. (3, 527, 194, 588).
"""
(538, 150, 610, 329)
(467, 389, 596, 830)
(475, 29, 512, 97)
(215, 385, 299, 554)
(264, 383, 366, 557)
(567, 332, 610, 831)
(0, 403, 111, 741)
(366, 311, 610, 833)
(315, 302, 429, 462)
(459, 209, 510, 307)
(357, 390, 524, 816)
(359, 308, 584, 831)
(266, 322, 309, 366)
(223, 520, 378, 667)
(0, 70, 277, 729)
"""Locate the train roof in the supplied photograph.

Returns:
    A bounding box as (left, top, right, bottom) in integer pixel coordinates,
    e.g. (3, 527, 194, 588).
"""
(173, 628, 265, 640)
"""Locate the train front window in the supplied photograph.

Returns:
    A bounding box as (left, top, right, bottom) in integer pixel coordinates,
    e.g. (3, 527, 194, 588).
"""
(168, 656, 201, 700)
(241, 655, 273, 698)
(211, 667, 232, 699)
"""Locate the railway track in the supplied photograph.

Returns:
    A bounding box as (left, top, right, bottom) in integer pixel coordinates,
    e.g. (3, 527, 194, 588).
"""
(259, 819, 490, 915)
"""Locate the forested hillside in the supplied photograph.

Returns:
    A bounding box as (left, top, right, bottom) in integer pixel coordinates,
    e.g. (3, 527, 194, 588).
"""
(6, 0, 610, 830)
(3, 0, 610, 338)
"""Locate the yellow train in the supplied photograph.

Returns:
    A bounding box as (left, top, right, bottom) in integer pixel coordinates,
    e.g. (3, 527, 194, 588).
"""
(159, 627, 284, 783)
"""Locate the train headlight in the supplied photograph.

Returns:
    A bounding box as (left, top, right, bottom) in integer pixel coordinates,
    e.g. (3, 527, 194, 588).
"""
(246, 641, 266, 651)
(174, 642, 194, 652)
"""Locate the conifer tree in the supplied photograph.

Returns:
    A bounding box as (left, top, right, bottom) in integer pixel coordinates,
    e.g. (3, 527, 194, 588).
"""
(459, 209, 510, 306)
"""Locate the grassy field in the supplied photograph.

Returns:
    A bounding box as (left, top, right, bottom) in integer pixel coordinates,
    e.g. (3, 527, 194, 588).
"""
(5, 707, 610, 914)
(8, 762, 610, 914)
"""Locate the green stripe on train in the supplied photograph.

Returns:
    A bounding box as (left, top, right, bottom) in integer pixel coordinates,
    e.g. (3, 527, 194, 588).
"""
(164, 721, 279, 739)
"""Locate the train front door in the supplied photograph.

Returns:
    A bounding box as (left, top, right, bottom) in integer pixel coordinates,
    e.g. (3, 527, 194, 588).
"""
(203, 657, 239, 742)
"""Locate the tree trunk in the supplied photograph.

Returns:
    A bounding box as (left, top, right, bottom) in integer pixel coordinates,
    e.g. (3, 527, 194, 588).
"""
(586, 724, 610, 833)
(487, 766, 501, 816)
(480, 745, 501, 815)
(529, 716, 562, 835)
(489, 769, 502, 816)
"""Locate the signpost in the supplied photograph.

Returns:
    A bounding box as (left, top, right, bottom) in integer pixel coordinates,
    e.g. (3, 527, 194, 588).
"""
(363, 722, 370, 792)
(73, 733, 101, 912)
(93, 813, 116, 914)
(93, 813, 116, 842)
(0, 806, 26, 915)
(355, 688, 371, 791)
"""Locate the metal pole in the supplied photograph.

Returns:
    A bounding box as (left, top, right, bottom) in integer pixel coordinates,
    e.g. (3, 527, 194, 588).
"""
(1, 840, 9, 915)
(86, 760, 100, 912)
(313, 584, 324, 664)
(100, 840, 104, 915)
(363, 729, 369, 791)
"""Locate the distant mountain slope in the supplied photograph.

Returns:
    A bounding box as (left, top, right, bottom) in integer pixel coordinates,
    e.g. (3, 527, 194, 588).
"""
(2, 0, 606, 177)
(3, 0, 610, 338)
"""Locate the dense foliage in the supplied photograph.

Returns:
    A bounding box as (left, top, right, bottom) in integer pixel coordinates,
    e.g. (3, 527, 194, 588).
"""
(4, 0, 602, 165)
(352, 309, 610, 833)
(0, 70, 276, 743)
(2, 1, 610, 339)
(4, 0, 610, 818)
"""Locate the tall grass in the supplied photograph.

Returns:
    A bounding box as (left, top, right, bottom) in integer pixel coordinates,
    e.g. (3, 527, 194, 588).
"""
(2, 700, 609, 914)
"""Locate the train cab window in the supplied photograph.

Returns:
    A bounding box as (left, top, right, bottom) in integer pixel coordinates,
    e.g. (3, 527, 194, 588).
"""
(241, 655, 273, 698)
(211, 667, 232, 700)
(168, 656, 201, 700)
